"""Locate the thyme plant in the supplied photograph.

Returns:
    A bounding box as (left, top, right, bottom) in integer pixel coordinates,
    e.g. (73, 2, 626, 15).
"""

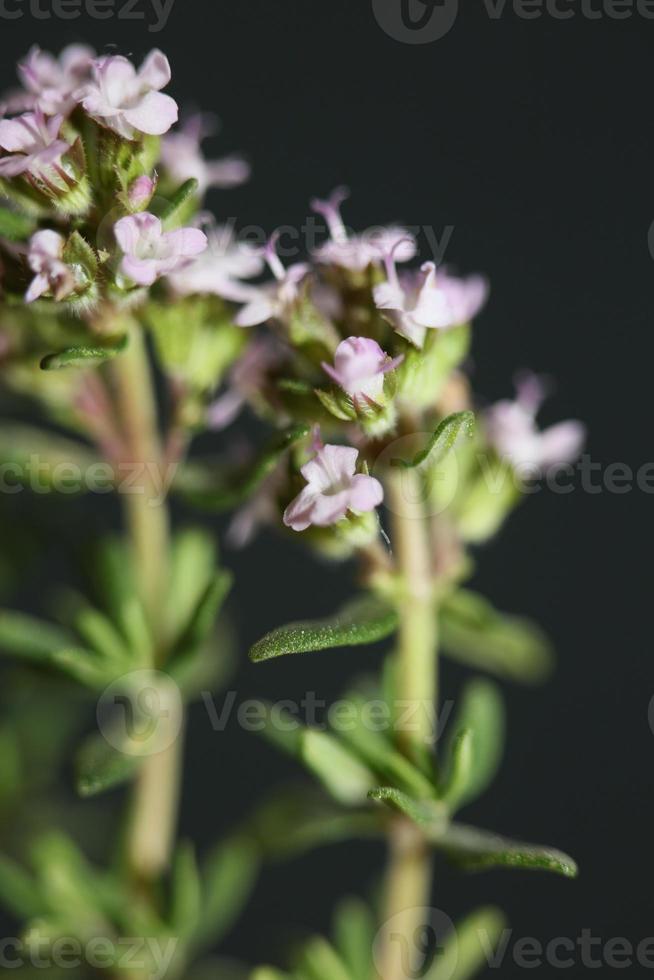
(0, 44, 584, 980)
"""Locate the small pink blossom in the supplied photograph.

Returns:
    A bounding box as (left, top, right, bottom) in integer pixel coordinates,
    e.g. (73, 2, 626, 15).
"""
(167, 223, 264, 300)
(25, 230, 75, 303)
(127, 174, 156, 209)
(311, 187, 416, 271)
(74, 51, 178, 140)
(235, 232, 309, 327)
(322, 336, 402, 404)
(18, 45, 95, 116)
(114, 212, 207, 287)
(374, 255, 488, 348)
(161, 115, 250, 196)
(485, 374, 585, 472)
(0, 110, 71, 180)
(283, 444, 383, 532)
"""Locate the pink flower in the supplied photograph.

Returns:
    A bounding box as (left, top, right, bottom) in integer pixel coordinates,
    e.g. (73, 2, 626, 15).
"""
(0, 110, 71, 180)
(114, 212, 207, 287)
(167, 223, 264, 300)
(283, 444, 383, 532)
(374, 255, 488, 349)
(311, 187, 416, 271)
(127, 174, 156, 210)
(161, 115, 250, 195)
(322, 336, 403, 404)
(235, 232, 309, 327)
(74, 51, 178, 140)
(18, 45, 95, 116)
(485, 374, 585, 472)
(25, 230, 75, 303)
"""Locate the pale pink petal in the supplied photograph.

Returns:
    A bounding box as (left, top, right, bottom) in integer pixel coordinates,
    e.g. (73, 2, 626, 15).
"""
(164, 227, 208, 258)
(283, 487, 320, 532)
(349, 474, 384, 512)
(138, 50, 171, 91)
(121, 255, 158, 286)
(538, 421, 586, 468)
(235, 294, 276, 327)
(25, 272, 50, 303)
(123, 91, 178, 136)
(309, 489, 351, 526)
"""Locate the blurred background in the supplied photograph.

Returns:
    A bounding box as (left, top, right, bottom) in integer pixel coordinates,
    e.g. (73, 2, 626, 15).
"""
(0, 2, 651, 975)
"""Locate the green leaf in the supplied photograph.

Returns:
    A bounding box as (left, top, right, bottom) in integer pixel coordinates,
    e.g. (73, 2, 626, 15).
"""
(193, 836, 259, 951)
(166, 528, 217, 642)
(392, 411, 475, 470)
(314, 388, 357, 422)
(0, 205, 35, 241)
(40, 333, 128, 370)
(171, 841, 202, 939)
(50, 647, 116, 690)
(250, 792, 383, 858)
(368, 787, 447, 831)
(441, 823, 578, 878)
(168, 570, 232, 686)
(74, 730, 141, 797)
(0, 854, 42, 919)
(0, 425, 103, 494)
(249, 595, 398, 663)
(426, 906, 507, 980)
(0, 610, 74, 662)
(441, 679, 504, 809)
(301, 730, 376, 805)
(159, 178, 200, 226)
(93, 538, 152, 660)
(176, 425, 310, 512)
(298, 937, 352, 980)
(440, 589, 553, 683)
(333, 897, 375, 980)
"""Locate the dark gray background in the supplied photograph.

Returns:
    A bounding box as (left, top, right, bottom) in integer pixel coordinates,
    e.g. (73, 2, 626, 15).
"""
(0, 2, 651, 975)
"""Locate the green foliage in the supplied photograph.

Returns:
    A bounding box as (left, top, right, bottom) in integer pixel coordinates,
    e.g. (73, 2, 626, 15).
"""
(0, 204, 36, 241)
(0, 424, 103, 493)
(441, 823, 578, 878)
(158, 178, 200, 227)
(249, 595, 398, 663)
(440, 588, 554, 682)
(176, 424, 310, 511)
(40, 333, 128, 370)
(425, 906, 507, 980)
(392, 411, 475, 470)
(441, 678, 505, 810)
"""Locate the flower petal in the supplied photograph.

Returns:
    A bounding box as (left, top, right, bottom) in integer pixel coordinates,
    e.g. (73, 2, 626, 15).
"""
(123, 91, 178, 136)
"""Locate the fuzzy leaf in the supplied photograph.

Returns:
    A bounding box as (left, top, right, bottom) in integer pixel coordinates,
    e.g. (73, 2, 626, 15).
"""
(441, 679, 504, 809)
(440, 589, 553, 683)
(249, 596, 398, 663)
(301, 730, 376, 805)
(176, 425, 310, 512)
(63, 230, 98, 279)
(40, 333, 128, 370)
(74, 730, 141, 797)
(250, 792, 383, 858)
(314, 387, 357, 422)
(368, 787, 447, 831)
(441, 823, 578, 878)
(425, 906, 507, 980)
(159, 178, 200, 226)
(337, 709, 435, 799)
(392, 411, 475, 469)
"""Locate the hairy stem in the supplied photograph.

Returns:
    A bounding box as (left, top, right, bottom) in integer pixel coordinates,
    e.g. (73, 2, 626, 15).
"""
(379, 469, 437, 980)
(110, 322, 182, 884)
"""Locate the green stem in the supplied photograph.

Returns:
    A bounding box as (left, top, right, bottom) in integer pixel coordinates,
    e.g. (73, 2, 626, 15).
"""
(110, 321, 182, 885)
(378, 469, 438, 980)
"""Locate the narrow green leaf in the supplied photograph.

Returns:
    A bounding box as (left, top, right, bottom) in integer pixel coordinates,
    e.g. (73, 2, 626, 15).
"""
(333, 897, 375, 980)
(298, 937, 352, 980)
(74, 730, 141, 798)
(250, 792, 383, 858)
(50, 647, 115, 690)
(426, 906, 507, 980)
(392, 411, 475, 469)
(175, 425, 310, 512)
(441, 679, 504, 809)
(314, 388, 357, 422)
(168, 571, 232, 687)
(440, 589, 553, 683)
(368, 787, 447, 831)
(167, 528, 216, 642)
(441, 823, 578, 878)
(159, 178, 200, 225)
(302, 730, 376, 805)
(0, 610, 74, 661)
(40, 334, 128, 370)
(249, 595, 398, 663)
(0, 854, 42, 919)
(171, 841, 202, 939)
(193, 836, 259, 951)
(0, 205, 35, 241)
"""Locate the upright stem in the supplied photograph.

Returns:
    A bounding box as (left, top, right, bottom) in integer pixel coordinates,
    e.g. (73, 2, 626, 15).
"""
(378, 469, 438, 980)
(110, 321, 182, 884)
